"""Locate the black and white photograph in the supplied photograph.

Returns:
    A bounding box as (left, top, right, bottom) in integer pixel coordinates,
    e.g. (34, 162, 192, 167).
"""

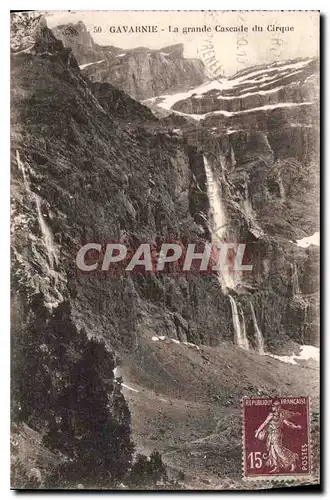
(10, 9, 320, 490)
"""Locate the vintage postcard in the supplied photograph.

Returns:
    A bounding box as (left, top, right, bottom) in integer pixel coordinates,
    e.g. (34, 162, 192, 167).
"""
(10, 10, 320, 490)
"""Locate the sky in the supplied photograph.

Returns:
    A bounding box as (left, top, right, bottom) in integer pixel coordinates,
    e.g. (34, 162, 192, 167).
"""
(46, 10, 319, 76)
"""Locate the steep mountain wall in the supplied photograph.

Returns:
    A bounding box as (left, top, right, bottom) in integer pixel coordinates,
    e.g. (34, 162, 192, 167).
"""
(11, 17, 319, 365)
(11, 17, 234, 362)
(161, 58, 320, 351)
(52, 22, 207, 100)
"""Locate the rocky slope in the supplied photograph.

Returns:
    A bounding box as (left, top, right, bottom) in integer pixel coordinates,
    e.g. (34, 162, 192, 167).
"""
(52, 21, 207, 100)
(11, 14, 319, 489)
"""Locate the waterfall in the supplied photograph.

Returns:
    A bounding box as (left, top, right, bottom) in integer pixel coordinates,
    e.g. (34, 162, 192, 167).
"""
(278, 177, 285, 200)
(15, 151, 64, 308)
(229, 296, 241, 346)
(16, 150, 31, 192)
(249, 301, 265, 354)
(241, 176, 264, 240)
(16, 150, 57, 270)
(243, 180, 253, 218)
(239, 304, 249, 350)
(35, 197, 64, 308)
(204, 155, 227, 242)
(35, 195, 58, 271)
(230, 147, 236, 168)
(292, 262, 301, 296)
(203, 155, 236, 290)
(228, 295, 249, 350)
(16, 150, 58, 270)
(303, 302, 308, 340)
(204, 155, 250, 350)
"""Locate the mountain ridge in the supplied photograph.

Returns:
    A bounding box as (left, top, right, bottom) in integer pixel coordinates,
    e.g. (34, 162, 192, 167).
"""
(51, 21, 207, 100)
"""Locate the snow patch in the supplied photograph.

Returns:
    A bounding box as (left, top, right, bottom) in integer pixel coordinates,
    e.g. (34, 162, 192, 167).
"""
(168, 101, 314, 123)
(267, 353, 298, 365)
(79, 59, 105, 70)
(210, 101, 314, 117)
(151, 336, 201, 351)
(290, 123, 314, 128)
(267, 345, 319, 365)
(122, 383, 139, 393)
(299, 345, 319, 361)
(217, 85, 285, 100)
(234, 59, 312, 84)
(296, 232, 320, 248)
(146, 58, 314, 116)
(113, 367, 140, 393)
(183, 341, 200, 350)
(144, 80, 227, 111)
(256, 69, 306, 89)
(226, 128, 240, 135)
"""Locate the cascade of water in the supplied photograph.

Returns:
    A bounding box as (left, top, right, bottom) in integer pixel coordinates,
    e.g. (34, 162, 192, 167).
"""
(278, 177, 285, 200)
(35, 195, 58, 271)
(204, 155, 250, 350)
(17, 151, 57, 270)
(203, 155, 236, 290)
(16, 150, 31, 192)
(243, 180, 253, 219)
(249, 301, 265, 354)
(204, 155, 227, 242)
(239, 304, 249, 351)
(229, 295, 241, 346)
(230, 147, 236, 168)
(228, 295, 249, 350)
(303, 302, 308, 340)
(292, 262, 301, 296)
(16, 151, 64, 308)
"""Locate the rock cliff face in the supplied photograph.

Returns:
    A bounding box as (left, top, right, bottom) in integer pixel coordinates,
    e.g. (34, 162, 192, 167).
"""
(11, 13, 320, 389)
(146, 57, 319, 350)
(11, 14, 319, 489)
(52, 22, 207, 100)
(11, 17, 237, 371)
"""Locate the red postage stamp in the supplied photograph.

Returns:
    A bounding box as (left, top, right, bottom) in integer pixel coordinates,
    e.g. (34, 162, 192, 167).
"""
(243, 397, 311, 480)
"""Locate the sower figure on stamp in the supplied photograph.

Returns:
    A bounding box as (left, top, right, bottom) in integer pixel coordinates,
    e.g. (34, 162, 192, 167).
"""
(255, 401, 302, 473)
